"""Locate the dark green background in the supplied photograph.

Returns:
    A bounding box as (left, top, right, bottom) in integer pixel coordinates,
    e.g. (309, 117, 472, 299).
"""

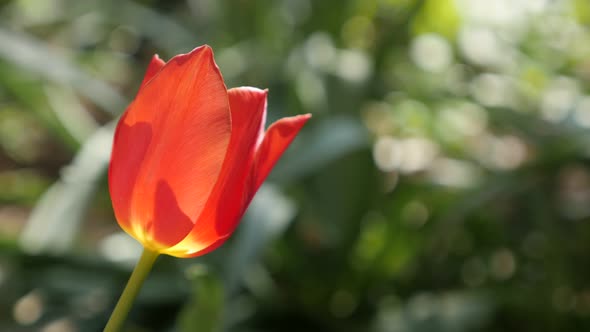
(1, 0, 590, 331)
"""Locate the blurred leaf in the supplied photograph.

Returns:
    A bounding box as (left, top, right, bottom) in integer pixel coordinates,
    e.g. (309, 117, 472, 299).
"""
(0, 63, 80, 150)
(0, 27, 127, 115)
(44, 85, 99, 143)
(574, 0, 590, 24)
(218, 185, 297, 329)
(101, 0, 196, 54)
(178, 266, 224, 332)
(0, 169, 50, 204)
(411, 0, 460, 39)
(271, 115, 369, 181)
(19, 122, 114, 254)
(223, 185, 296, 294)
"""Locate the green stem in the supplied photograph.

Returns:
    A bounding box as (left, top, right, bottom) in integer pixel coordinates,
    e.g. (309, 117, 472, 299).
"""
(104, 248, 159, 332)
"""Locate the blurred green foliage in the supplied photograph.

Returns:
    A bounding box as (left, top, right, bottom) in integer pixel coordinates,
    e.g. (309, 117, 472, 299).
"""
(1, 0, 590, 331)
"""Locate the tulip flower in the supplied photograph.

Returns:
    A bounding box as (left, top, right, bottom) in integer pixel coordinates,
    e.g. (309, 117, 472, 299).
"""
(104, 45, 310, 332)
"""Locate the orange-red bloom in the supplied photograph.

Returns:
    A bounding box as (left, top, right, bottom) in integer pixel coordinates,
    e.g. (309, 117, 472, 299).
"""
(108, 45, 310, 258)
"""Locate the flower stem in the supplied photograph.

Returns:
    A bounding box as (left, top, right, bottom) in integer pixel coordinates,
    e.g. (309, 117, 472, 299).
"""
(104, 248, 159, 332)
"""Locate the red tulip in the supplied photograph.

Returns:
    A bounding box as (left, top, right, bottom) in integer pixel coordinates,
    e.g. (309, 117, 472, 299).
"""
(108, 45, 310, 258)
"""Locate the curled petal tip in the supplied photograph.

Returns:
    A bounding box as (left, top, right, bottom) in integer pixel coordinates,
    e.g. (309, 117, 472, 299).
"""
(149, 54, 165, 68)
(167, 45, 215, 67)
(228, 86, 268, 96)
(284, 113, 312, 127)
(151, 54, 164, 66)
(139, 54, 166, 90)
(192, 45, 213, 58)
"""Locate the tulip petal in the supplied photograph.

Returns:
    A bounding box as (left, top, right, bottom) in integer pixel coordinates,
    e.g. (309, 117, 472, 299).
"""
(168, 113, 310, 257)
(251, 114, 311, 191)
(108, 55, 165, 239)
(139, 55, 165, 89)
(108, 117, 152, 235)
(142, 180, 193, 251)
(226, 87, 267, 151)
(110, 45, 231, 248)
(164, 87, 268, 257)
